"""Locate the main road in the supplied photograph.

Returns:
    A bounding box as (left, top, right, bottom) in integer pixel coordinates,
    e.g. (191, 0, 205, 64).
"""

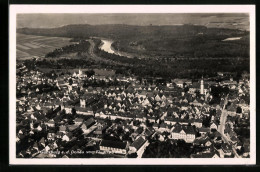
(218, 95, 240, 158)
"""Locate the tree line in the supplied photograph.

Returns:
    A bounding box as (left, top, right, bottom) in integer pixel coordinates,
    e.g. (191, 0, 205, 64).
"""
(45, 40, 91, 58)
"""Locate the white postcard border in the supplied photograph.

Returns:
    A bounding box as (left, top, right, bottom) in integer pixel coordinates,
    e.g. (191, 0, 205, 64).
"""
(9, 5, 256, 165)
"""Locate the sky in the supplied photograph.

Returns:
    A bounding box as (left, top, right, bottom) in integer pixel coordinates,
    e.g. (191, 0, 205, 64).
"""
(17, 13, 249, 30)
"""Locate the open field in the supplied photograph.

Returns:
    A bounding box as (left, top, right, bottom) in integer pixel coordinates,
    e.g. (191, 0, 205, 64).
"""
(16, 33, 72, 60)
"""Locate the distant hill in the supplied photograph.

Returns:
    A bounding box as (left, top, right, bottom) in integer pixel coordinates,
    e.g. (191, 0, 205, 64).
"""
(17, 24, 247, 39)
(17, 24, 249, 59)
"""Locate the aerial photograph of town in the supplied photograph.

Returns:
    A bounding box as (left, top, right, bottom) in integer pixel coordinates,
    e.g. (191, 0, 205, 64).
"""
(15, 13, 250, 159)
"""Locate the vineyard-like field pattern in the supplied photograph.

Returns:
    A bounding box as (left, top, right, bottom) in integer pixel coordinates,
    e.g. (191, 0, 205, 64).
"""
(16, 33, 72, 59)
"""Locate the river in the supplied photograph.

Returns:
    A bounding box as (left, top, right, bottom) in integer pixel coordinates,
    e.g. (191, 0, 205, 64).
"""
(222, 37, 242, 41)
(99, 39, 133, 58)
(99, 40, 117, 54)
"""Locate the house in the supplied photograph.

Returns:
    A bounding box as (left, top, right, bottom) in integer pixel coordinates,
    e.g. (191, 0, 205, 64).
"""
(129, 136, 149, 158)
(172, 79, 192, 88)
(56, 131, 64, 139)
(99, 140, 127, 155)
(236, 141, 243, 151)
(243, 141, 250, 157)
(171, 125, 196, 143)
(47, 133, 56, 141)
(194, 136, 212, 147)
(39, 137, 45, 147)
(81, 119, 97, 135)
(29, 130, 34, 135)
(18, 129, 25, 135)
(158, 122, 171, 133)
(192, 119, 203, 128)
(138, 91, 147, 99)
(189, 99, 203, 106)
(59, 125, 67, 133)
(94, 123, 108, 135)
(144, 127, 156, 138)
(18, 151, 28, 158)
(227, 130, 239, 144)
(62, 132, 73, 142)
(147, 116, 156, 123)
(81, 118, 95, 133)
(68, 124, 79, 132)
(45, 119, 55, 127)
(210, 122, 218, 132)
(226, 104, 237, 116)
(152, 123, 159, 131)
(36, 125, 42, 131)
(198, 127, 210, 136)
(75, 106, 94, 116)
(32, 142, 39, 151)
(136, 114, 146, 122)
(44, 145, 51, 152)
(74, 118, 84, 126)
(188, 83, 200, 94)
(221, 143, 232, 156)
(164, 116, 176, 126)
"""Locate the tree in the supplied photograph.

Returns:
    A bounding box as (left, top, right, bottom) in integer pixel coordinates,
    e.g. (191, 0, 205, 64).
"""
(71, 108, 77, 115)
(116, 126, 123, 135)
(104, 118, 112, 126)
(68, 119, 75, 125)
(236, 106, 242, 113)
(223, 86, 230, 95)
(85, 70, 95, 77)
(114, 118, 122, 124)
(69, 78, 73, 85)
(184, 86, 189, 93)
(202, 116, 211, 128)
(73, 128, 83, 138)
(195, 90, 200, 98)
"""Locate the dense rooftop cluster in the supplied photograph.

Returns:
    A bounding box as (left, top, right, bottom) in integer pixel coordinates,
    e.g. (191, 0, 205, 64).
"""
(16, 63, 250, 158)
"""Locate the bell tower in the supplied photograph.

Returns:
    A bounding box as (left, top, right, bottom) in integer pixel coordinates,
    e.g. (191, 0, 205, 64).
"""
(78, 68, 82, 77)
(200, 76, 204, 95)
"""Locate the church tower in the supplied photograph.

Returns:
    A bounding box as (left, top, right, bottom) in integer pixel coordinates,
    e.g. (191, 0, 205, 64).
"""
(78, 69, 82, 77)
(200, 76, 204, 95)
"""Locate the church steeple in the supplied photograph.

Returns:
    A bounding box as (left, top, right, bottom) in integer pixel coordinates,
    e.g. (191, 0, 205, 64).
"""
(78, 68, 82, 77)
(200, 76, 204, 95)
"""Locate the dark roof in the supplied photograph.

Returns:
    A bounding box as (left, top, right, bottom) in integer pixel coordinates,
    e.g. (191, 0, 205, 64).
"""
(145, 127, 155, 137)
(84, 118, 95, 127)
(100, 140, 127, 149)
(198, 127, 210, 133)
(131, 136, 146, 150)
(172, 125, 196, 135)
(74, 118, 83, 123)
